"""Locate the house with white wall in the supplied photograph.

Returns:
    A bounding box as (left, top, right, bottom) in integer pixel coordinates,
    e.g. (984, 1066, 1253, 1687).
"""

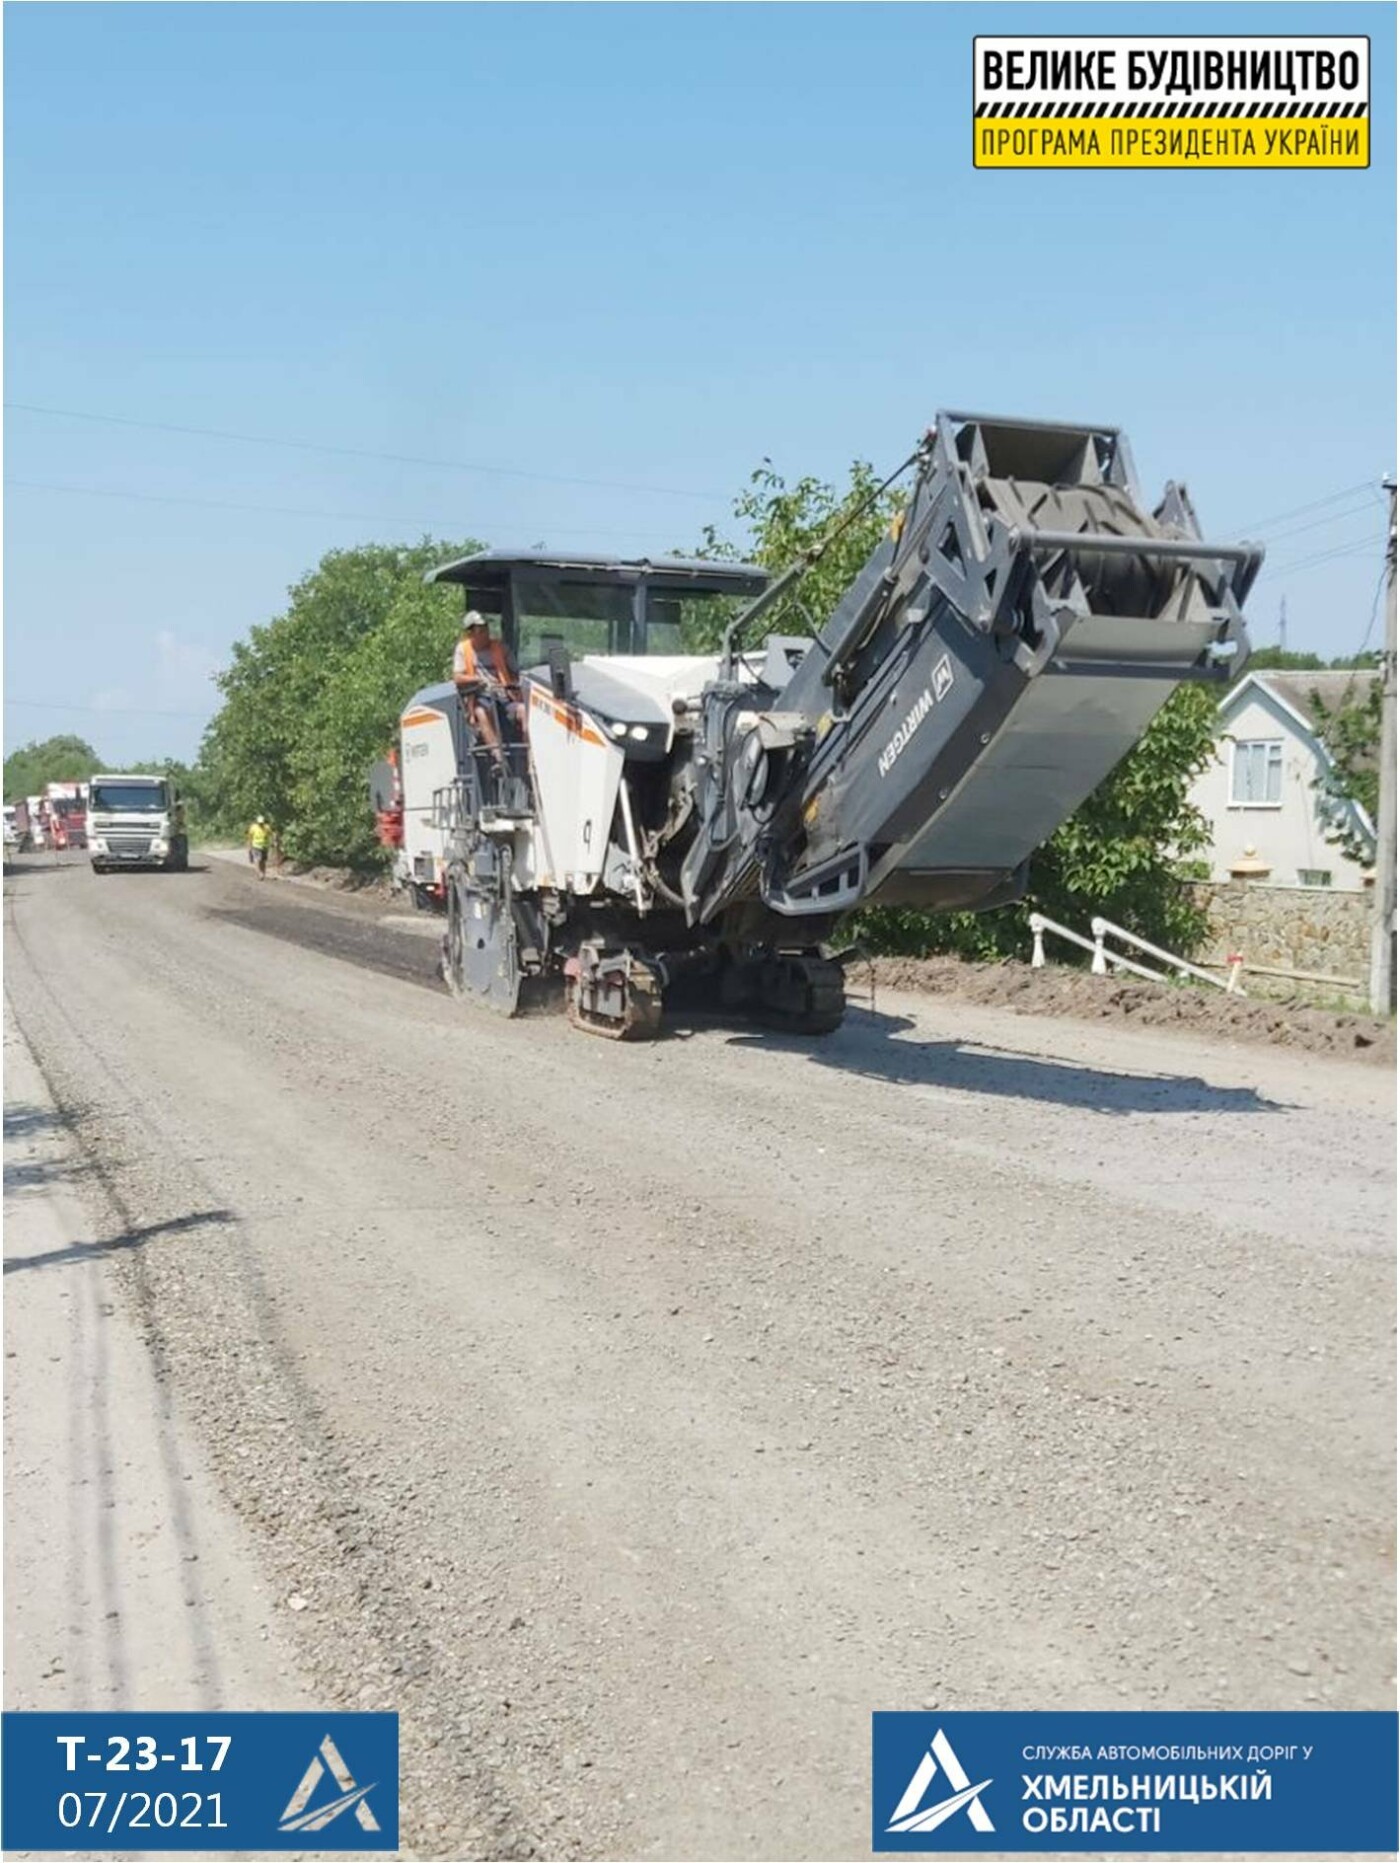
(1189, 670, 1377, 891)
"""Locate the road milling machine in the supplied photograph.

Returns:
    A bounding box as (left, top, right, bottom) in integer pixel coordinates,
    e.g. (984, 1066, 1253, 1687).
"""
(388, 412, 1257, 1038)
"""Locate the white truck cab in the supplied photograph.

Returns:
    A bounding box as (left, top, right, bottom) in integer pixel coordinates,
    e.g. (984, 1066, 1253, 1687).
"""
(88, 773, 189, 873)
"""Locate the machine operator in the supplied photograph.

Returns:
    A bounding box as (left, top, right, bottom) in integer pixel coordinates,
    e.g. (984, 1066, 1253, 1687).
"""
(452, 610, 522, 756)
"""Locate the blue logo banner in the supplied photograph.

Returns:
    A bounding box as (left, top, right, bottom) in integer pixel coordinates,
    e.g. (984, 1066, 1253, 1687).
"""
(1, 1712, 398, 1851)
(872, 1711, 1398, 1853)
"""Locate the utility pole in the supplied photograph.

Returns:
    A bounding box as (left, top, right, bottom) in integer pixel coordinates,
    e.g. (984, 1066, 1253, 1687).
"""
(1370, 479, 1396, 1016)
(1279, 595, 1287, 655)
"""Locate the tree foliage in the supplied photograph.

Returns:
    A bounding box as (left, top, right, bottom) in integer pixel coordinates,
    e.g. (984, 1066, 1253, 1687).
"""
(686, 459, 903, 643)
(198, 538, 480, 866)
(3, 734, 102, 802)
(1309, 669, 1382, 863)
(1246, 646, 1378, 672)
(704, 460, 1221, 961)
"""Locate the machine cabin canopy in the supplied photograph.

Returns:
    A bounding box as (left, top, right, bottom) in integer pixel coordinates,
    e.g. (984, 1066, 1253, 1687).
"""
(425, 550, 770, 666)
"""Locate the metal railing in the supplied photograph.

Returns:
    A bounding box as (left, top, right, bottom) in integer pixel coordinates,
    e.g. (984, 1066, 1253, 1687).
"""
(1029, 911, 1244, 995)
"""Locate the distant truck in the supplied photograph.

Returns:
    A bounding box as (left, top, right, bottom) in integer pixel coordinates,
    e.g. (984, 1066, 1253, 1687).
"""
(43, 782, 89, 851)
(88, 773, 188, 872)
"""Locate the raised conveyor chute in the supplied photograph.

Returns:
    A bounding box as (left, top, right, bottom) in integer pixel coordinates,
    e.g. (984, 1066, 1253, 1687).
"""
(684, 410, 1259, 927)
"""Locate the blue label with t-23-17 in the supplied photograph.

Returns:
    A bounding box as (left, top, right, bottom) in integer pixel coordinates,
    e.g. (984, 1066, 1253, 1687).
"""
(1, 1713, 398, 1850)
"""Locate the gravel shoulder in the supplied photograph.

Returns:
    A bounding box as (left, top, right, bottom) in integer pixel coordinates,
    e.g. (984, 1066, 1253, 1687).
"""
(2, 999, 310, 1719)
(4, 851, 1394, 1860)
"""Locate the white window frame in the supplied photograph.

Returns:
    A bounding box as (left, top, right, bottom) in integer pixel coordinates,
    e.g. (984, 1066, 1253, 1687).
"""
(1229, 737, 1284, 807)
(1297, 868, 1333, 889)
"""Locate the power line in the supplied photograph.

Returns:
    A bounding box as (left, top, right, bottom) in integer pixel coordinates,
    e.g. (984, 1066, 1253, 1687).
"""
(4, 696, 213, 718)
(10, 471, 1380, 562)
(1354, 556, 1389, 658)
(1250, 493, 1386, 545)
(3, 477, 700, 544)
(1294, 556, 1390, 724)
(1271, 533, 1383, 568)
(6, 477, 461, 528)
(1234, 479, 1381, 535)
(1262, 529, 1388, 575)
(4, 400, 728, 503)
(9, 400, 1387, 541)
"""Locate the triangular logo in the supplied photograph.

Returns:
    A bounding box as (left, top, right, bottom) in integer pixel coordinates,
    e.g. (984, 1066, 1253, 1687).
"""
(887, 1726, 995, 1834)
(278, 1734, 381, 1834)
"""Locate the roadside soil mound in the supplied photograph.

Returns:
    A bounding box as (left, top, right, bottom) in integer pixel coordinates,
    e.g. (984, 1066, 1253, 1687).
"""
(276, 859, 395, 899)
(868, 955, 1395, 1064)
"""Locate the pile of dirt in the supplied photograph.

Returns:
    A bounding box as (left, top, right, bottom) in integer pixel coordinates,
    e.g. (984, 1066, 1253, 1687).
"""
(276, 860, 395, 900)
(867, 954, 1395, 1064)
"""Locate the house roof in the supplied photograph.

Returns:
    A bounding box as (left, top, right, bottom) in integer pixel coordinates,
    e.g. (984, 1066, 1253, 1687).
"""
(1254, 667, 1378, 716)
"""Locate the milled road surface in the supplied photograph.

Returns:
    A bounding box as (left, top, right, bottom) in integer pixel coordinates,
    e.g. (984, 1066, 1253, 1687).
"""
(4, 852, 1394, 1859)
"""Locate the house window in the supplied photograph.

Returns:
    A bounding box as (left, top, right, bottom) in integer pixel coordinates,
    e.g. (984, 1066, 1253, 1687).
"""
(1298, 869, 1333, 889)
(1230, 738, 1283, 805)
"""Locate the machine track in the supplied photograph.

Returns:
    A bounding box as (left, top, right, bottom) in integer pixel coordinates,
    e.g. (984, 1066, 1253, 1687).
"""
(758, 954, 847, 1036)
(567, 963, 663, 1040)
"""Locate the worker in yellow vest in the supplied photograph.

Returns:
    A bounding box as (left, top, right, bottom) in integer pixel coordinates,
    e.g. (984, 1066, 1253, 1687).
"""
(246, 815, 272, 879)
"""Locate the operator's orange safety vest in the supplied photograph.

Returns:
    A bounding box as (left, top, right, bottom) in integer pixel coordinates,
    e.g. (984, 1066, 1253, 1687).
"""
(452, 635, 516, 688)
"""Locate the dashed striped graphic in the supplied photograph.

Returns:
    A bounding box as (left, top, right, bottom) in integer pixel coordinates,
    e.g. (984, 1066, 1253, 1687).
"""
(975, 99, 1368, 118)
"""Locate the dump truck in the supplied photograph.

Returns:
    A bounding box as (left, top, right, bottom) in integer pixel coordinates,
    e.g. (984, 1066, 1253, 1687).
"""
(42, 782, 89, 852)
(88, 773, 188, 872)
(392, 411, 1257, 1037)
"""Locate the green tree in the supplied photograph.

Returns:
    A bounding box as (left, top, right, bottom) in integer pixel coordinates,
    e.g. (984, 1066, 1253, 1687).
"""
(687, 458, 904, 646)
(704, 461, 1220, 961)
(198, 537, 481, 865)
(3, 734, 102, 802)
(1309, 670, 1382, 864)
(1247, 647, 1380, 672)
(1247, 646, 1326, 671)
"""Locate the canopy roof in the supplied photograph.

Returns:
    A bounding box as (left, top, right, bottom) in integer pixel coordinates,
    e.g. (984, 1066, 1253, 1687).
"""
(425, 549, 768, 593)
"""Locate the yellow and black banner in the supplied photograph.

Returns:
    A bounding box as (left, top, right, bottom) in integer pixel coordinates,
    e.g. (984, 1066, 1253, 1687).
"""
(974, 36, 1369, 169)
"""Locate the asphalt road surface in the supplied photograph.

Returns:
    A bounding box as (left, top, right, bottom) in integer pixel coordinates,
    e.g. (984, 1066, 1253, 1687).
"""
(4, 851, 1394, 1859)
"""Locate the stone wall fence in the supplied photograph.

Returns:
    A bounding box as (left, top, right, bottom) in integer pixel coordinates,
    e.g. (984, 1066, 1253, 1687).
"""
(1188, 880, 1373, 995)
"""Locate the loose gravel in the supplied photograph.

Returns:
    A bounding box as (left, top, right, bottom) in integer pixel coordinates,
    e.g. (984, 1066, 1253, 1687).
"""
(4, 852, 1394, 1860)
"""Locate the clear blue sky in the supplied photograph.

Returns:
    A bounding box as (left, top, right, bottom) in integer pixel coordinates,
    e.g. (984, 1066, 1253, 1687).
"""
(5, 2, 1395, 765)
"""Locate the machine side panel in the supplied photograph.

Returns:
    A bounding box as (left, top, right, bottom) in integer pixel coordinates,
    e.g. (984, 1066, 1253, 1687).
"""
(526, 685, 624, 893)
(399, 705, 458, 887)
(890, 666, 1175, 874)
